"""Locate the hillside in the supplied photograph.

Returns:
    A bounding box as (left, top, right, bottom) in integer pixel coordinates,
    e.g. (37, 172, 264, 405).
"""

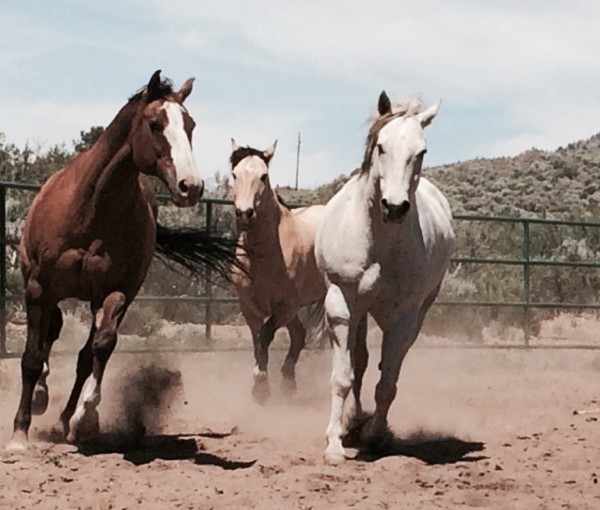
(276, 132, 600, 221)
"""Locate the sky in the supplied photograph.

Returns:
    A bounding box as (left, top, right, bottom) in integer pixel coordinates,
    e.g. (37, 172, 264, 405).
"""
(1, 1, 600, 188)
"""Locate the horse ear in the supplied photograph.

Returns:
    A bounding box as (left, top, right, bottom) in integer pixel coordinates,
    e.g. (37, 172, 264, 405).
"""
(177, 77, 195, 103)
(418, 99, 442, 127)
(263, 140, 278, 163)
(231, 138, 239, 152)
(146, 70, 162, 102)
(378, 90, 392, 116)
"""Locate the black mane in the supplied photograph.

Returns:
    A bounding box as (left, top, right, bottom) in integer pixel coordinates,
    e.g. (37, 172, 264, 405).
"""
(230, 146, 270, 169)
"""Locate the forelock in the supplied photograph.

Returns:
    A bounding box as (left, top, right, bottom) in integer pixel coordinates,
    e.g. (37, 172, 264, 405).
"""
(230, 146, 270, 169)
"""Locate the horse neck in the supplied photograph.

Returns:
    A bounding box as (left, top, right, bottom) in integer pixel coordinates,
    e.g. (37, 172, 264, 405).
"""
(71, 99, 146, 222)
(241, 188, 283, 249)
(77, 100, 139, 192)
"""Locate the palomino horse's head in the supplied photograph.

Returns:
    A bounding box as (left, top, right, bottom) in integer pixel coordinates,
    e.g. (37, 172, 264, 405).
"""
(130, 70, 203, 207)
(230, 139, 277, 231)
(364, 91, 441, 223)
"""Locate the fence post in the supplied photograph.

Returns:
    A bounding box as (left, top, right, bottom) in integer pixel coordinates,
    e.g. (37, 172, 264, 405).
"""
(204, 201, 213, 345)
(522, 219, 531, 346)
(0, 184, 6, 357)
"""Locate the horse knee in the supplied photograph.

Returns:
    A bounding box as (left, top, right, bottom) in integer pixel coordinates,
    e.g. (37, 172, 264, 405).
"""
(92, 330, 117, 363)
(24, 279, 43, 303)
(325, 286, 350, 325)
(21, 350, 44, 382)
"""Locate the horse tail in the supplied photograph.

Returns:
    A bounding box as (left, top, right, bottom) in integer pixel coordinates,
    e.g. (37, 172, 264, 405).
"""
(155, 223, 242, 281)
(296, 297, 329, 349)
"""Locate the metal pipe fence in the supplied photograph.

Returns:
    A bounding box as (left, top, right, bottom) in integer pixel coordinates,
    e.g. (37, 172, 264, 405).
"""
(2, 180, 600, 356)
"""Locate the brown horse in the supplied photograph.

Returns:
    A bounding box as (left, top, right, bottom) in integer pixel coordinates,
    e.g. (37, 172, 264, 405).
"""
(230, 139, 326, 403)
(8, 70, 237, 451)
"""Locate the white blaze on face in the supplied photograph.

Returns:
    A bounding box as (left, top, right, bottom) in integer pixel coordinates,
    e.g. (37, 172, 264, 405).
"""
(376, 117, 425, 205)
(162, 102, 202, 189)
(233, 156, 267, 211)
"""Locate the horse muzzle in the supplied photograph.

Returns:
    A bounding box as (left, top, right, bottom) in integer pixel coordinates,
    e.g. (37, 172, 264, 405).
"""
(171, 179, 204, 207)
(381, 199, 411, 223)
(235, 208, 255, 231)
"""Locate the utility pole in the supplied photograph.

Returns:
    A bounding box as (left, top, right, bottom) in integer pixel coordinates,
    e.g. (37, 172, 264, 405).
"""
(295, 131, 301, 190)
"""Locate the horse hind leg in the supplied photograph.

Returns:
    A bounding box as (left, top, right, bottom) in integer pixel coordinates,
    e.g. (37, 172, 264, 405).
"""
(66, 292, 127, 443)
(281, 316, 306, 396)
(8, 282, 53, 451)
(31, 306, 63, 416)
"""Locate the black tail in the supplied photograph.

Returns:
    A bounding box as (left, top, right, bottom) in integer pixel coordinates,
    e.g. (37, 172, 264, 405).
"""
(155, 223, 242, 281)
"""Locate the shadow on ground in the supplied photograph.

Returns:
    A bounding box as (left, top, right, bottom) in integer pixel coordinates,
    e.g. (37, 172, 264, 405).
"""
(343, 419, 486, 465)
(76, 430, 256, 469)
(357, 434, 486, 465)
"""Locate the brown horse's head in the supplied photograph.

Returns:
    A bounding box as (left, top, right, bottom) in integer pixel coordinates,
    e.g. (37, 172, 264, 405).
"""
(130, 70, 203, 207)
(230, 139, 277, 230)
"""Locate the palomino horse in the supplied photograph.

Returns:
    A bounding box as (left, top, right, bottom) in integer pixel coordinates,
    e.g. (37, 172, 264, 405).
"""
(315, 92, 455, 463)
(8, 71, 237, 451)
(230, 139, 326, 402)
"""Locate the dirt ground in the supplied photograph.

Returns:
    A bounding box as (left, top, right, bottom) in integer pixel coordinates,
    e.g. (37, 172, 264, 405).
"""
(1, 343, 600, 509)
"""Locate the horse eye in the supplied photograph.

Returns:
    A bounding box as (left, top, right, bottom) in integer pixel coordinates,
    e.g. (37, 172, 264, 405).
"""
(260, 174, 268, 183)
(149, 118, 162, 133)
(377, 144, 386, 156)
(231, 173, 237, 180)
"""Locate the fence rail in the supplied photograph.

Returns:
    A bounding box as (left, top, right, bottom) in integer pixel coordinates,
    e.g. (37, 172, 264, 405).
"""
(2, 180, 600, 356)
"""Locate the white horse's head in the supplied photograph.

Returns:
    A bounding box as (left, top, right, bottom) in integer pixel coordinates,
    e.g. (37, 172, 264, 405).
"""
(230, 139, 278, 230)
(365, 91, 441, 223)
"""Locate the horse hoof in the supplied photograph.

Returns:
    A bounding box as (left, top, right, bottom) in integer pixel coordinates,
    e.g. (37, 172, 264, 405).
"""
(360, 424, 392, 453)
(251, 382, 271, 405)
(323, 449, 347, 465)
(68, 409, 100, 444)
(31, 385, 49, 416)
(280, 376, 298, 396)
(6, 432, 28, 453)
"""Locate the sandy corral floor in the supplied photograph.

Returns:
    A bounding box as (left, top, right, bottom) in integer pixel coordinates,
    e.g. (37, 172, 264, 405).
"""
(1, 342, 599, 509)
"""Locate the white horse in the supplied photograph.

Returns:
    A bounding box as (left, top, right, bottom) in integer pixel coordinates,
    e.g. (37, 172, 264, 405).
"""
(230, 139, 326, 403)
(315, 91, 455, 464)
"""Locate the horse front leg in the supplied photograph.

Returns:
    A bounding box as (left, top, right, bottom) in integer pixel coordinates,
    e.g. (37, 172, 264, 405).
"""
(66, 292, 127, 443)
(281, 315, 306, 395)
(8, 281, 54, 451)
(59, 317, 96, 439)
(324, 284, 358, 465)
(252, 304, 296, 404)
(343, 313, 369, 441)
(362, 310, 418, 450)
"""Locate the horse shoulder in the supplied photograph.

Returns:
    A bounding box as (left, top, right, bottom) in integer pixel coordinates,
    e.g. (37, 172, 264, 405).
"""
(316, 189, 372, 280)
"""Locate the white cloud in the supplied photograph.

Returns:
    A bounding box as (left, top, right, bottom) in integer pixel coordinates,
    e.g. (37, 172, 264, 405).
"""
(2, 1, 600, 186)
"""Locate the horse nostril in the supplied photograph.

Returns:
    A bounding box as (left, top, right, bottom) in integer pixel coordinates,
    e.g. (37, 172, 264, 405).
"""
(381, 198, 389, 210)
(178, 179, 189, 195)
(247, 208, 255, 219)
(398, 200, 411, 216)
